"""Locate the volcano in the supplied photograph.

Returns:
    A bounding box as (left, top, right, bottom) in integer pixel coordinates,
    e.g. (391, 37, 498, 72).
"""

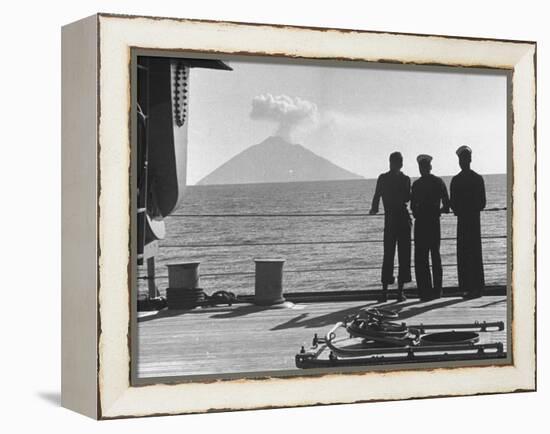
(197, 136, 363, 185)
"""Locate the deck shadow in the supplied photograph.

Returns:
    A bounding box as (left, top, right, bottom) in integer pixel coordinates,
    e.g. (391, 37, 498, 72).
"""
(269, 298, 466, 331)
(475, 298, 506, 308)
(269, 303, 376, 331)
(392, 297, 466, 320)
(139, 303, 303, 322)
(138, 306, 238, 323)
(209, 304, 292, 319)
(385, 299, 424, 310)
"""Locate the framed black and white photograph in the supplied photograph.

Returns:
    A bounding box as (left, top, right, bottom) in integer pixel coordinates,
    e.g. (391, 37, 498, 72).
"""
(132, 51, 511, 381)
(61, 13, 536, 419)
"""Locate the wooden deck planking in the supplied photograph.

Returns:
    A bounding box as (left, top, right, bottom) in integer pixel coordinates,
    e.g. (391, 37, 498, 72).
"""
(136, 296, 507, 378)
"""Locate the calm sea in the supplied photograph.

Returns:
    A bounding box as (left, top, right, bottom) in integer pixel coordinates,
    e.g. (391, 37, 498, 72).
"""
(138, 174, 507, 297)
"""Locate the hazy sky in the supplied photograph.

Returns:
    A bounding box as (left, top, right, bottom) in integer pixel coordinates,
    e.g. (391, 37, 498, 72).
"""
(186, 59, 507, 185)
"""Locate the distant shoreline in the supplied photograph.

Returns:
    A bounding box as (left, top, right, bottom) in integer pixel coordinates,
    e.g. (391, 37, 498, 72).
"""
(187, 173, 506, 188)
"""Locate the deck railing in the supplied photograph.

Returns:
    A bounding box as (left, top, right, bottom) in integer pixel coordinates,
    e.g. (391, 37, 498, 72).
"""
(138, 207, 507, 286)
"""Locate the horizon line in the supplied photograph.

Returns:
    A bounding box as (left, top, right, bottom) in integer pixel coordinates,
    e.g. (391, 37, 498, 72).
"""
(187, 172, 507, 187)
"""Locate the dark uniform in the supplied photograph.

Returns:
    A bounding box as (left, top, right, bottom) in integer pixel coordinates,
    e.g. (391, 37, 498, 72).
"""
(371, 171, 412, 285)
(450, 168, 486, 297)
(411, 174, 450, 300)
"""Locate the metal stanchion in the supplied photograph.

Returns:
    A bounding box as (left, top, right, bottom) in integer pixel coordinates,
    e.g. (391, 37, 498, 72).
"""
(254, 258, 286, 306)
(166, 262, 205, 310)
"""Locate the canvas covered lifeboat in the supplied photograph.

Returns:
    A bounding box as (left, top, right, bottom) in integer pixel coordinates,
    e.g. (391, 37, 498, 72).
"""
(137, 56, 232, 262)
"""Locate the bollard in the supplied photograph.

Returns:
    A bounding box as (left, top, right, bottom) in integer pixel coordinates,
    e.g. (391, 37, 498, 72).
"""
(166, 262, 203, 310)
(167, 262, 200, 289)
(254, 258, 285, 306)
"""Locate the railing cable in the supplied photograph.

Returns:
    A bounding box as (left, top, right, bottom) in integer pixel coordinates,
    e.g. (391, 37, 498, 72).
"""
(138, 261, 507, 280)
(167, 207, 506, 218)
(160, 235, 506, 249)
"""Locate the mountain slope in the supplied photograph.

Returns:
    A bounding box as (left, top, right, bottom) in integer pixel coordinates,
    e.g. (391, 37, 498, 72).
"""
(197, 136, 363, 185)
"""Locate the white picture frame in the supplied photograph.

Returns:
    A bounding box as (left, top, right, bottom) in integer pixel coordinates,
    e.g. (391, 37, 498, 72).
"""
(61, 13, 536, 419)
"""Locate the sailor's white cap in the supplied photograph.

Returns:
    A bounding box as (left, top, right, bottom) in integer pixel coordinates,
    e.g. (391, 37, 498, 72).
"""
(456, 145, 472, 157)
(416, 154, 432, 163)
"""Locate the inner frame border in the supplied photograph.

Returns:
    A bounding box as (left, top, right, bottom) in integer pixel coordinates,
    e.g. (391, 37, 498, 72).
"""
(128, 48, 514, 387)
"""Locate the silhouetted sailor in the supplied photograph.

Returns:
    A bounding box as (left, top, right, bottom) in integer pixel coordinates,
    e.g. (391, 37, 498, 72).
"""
(450, 145, 486, 299)
(369, 152, 411, 302)
(411, 154, 450, 301)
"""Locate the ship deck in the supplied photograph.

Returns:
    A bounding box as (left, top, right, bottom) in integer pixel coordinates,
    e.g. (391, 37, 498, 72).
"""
(136, 295, 508, 379)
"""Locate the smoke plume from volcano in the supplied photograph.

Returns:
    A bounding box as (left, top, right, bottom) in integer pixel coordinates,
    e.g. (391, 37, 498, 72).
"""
(250, 93, 318, 141)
